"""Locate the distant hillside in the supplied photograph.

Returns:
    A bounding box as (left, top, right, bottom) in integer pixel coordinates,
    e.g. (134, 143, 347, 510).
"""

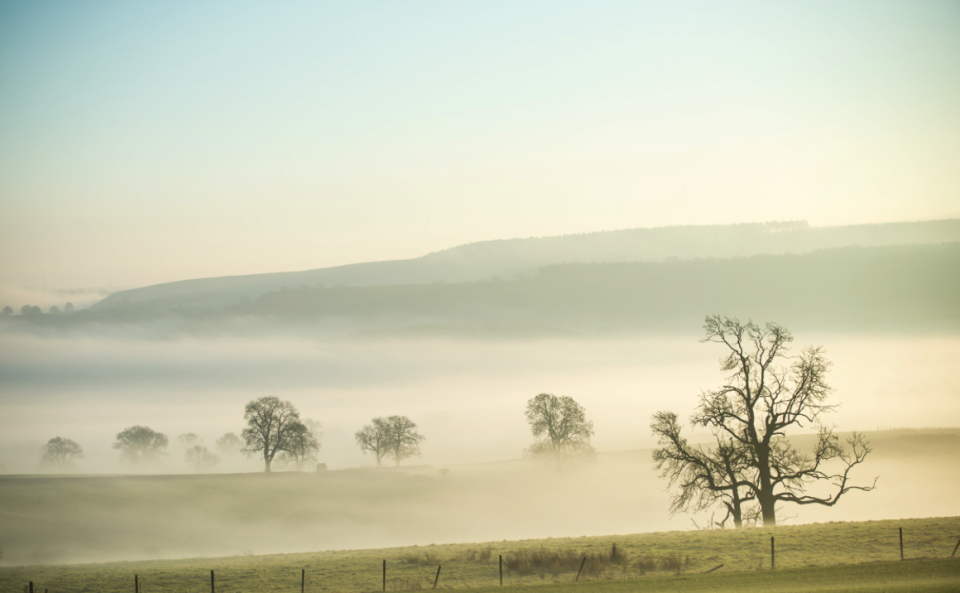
(92, 219, 960, 312)
(225, 242, 960, 334)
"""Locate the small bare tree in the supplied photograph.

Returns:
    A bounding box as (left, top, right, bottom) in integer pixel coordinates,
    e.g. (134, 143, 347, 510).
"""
(657, 316, 876, 527)
(216, 432, 243, 456)
(184, 445, 220, 472)
(39, 437, 84, 471)
(524, 393, 595, 471)
(177, 433, 201, 448)
(275, 419, 321, 470)
(355, 417, 392, 466)
(384, 415, 425, 466)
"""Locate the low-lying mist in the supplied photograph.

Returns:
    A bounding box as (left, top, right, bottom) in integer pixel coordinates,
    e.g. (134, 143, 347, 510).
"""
(1, 329, 958, 566)
(1, 440, 958, 567)
(1, 331, 958, 473)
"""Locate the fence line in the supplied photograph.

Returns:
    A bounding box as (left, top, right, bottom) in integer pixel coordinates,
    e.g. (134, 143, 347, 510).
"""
(21, 527, 960, 593)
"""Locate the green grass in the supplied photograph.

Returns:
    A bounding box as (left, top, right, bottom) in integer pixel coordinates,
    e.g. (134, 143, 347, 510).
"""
(469, 560, 960, 593)
(3, 517, 959, 593)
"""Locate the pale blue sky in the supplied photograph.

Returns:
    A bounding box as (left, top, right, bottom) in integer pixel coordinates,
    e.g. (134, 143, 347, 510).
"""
(1, 0, 958, 293)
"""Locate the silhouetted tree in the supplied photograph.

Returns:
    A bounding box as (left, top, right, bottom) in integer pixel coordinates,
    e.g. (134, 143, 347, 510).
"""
(651, 412, 756, 528)
(241, 396, 309, 472)
(39, 437, 84, 470)
(275, 419, 321, 470)
(657, 316, 875, 527)
(524, 393, 595, 471)
(184, 445, 220, 472)
(113, 425, 168, 464)
(1, 306, 12, 316)
(355, 417, 392, 466)
(49, 305, 60, 314)
(383, 415, 425, 466)
(64, 302, 74, 312)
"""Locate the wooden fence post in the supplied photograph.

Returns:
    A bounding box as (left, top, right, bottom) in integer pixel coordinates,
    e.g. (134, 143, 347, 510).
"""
(575, 557, 586, 582)
(302, 568, 305, 593)
(211, 570, 215, 593)
(382, 560, 386, 593)
(29, 582, 34, 593)
(899, 528, 904, 561)
(952, 537, 960, 558)
(433, 565, 441, 589)
(499, 555, 503, 586)
(135, 574, 139, 593)
(771, 536, 775, 570)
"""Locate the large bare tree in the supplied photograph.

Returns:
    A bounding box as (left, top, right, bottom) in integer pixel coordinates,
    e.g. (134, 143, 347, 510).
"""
(241, 396, 310, 472)
(39, 437, 84, 470)
(524, 393, 595, 471)
(655, 316, 875, 527)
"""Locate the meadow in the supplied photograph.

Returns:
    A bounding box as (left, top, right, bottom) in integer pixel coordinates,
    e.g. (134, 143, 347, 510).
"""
(2, 516, 959, 593)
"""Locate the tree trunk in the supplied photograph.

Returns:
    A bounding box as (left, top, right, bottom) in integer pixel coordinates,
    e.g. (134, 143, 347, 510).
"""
(754, 443, 777, 526)
(731, 489, 743, 529)
(264, 451, 272, 473)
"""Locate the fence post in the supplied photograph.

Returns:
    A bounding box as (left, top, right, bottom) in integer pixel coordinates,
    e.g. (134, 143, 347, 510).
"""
(302, 568, 305, 593)
(575, 557, 586, 582)
(771, 536, 775, 570)
(211, 570, 215, 593)
(29, 582, 34, 593)
(433, 565, 441, 589)
(899, 528, 904, 561)
(499, 555, 503, 586)
(952, 537, 960, 558)
(135, 575, 139, 593)
(382, 560, 386, 593)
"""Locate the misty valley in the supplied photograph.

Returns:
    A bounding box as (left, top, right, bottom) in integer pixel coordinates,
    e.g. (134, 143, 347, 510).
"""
(2, 221, 959, 592)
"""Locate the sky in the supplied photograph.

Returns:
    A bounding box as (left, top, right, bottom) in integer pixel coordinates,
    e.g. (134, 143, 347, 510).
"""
(1, 0, 958, 296)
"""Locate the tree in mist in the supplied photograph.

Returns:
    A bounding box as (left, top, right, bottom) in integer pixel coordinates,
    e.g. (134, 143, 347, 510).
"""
(241, 396, 311, 472)
(651, 412, 756, 528)
(21, 305, 42, 315)
(276, 419, 321, 470)
(39, 437, 84, 470)
(355, 417, 392, 466)
(184, 445, 220, 472)
(383, 415, 425, 466)
(178, 433, 201, 447)
(652, 316, 876, 527)
(49, 305, 60, 314)
(216, 432, 243, 456)
(524, 393, 595, 471)
(112, 425, 169, 464)
(64, 302, 74, 312)
(2, 306, 13, 316)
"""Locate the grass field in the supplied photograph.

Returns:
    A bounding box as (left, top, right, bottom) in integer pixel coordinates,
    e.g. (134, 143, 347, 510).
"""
(2, 516, 959, 593)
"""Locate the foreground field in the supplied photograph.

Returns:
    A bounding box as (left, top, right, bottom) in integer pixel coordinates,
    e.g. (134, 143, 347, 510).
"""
(2, 516, 959, 593)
